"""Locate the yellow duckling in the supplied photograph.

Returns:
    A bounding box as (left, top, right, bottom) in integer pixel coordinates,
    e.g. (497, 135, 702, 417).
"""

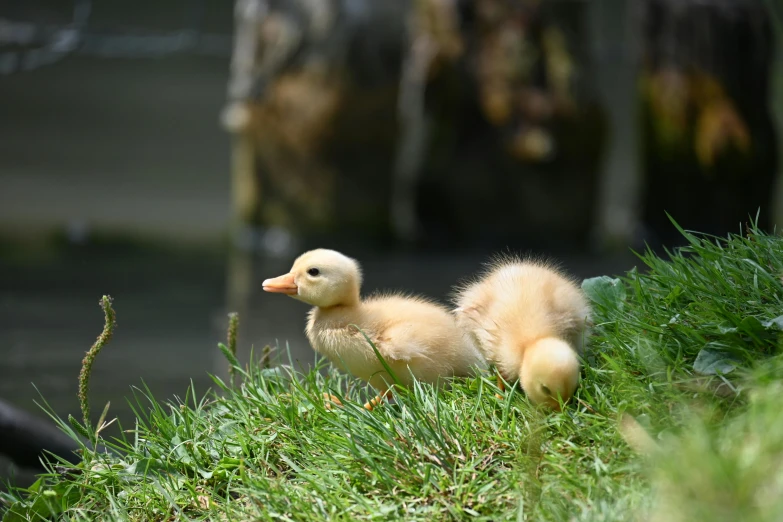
(452, 256, 591, 410)
(263, 248, 486, 409)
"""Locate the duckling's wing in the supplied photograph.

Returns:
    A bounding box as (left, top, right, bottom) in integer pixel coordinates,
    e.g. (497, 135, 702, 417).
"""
(372, 329, 435, 364)
(454, 304, 501, 351)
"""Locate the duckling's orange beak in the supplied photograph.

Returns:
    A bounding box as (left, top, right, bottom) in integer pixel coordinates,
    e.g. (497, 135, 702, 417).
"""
(262, 273, 298, 295)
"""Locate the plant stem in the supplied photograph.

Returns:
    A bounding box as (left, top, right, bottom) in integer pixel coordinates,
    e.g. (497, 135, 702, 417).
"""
(78, 295, 116, 431)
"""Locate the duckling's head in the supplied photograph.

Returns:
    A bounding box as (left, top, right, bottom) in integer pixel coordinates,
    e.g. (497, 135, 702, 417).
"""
(519, 338, 580, 411)
(262, 249, 362, 308)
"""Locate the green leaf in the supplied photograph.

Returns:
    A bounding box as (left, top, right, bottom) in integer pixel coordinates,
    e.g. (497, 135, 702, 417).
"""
(26, 478, 43, 494)
(95, 401, 111, 431)
(719, 316, 781, 336)
(693, 348, 740, 375)
(170, 435, 194, 466)
(762, 316, 783, 330)
(1, 481, 79, 522)
(582, 276, 627, 312)
(124, 457, 170, 476)
(739, 316, 765, 335)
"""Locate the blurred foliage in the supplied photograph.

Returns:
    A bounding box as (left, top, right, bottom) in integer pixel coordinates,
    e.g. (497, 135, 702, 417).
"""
(224, 0, 607, 248)
(641, 70, 752, 170)
(637, 0, 778, 245)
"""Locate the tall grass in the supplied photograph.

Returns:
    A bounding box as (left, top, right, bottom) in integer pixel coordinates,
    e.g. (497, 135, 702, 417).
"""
(1, 218, 781, 521)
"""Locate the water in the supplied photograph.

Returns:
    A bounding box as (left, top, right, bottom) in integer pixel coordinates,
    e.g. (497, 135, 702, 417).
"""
(0, 247, 226, 425)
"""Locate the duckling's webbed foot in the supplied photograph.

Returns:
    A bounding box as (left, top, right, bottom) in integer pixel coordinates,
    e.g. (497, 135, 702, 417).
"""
(322, 390, 391, 411)
(363, 389, 393, 411)
(323, 393, 343, 411)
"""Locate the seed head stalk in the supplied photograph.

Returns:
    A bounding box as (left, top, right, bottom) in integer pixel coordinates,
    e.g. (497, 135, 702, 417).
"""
(79, 295, 116, 430)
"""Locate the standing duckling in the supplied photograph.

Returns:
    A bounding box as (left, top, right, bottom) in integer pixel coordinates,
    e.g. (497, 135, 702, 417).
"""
(263, 249, 486, 409)
(452, 256, 591, 410)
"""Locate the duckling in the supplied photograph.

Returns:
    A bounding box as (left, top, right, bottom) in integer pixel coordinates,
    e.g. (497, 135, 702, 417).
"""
(452, 256, 591, 410)
(263, 248, 486, 410)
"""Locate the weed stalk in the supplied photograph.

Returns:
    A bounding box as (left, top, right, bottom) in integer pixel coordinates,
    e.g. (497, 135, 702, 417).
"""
(78, 295, 116, 432)
(227, 312, 239, 386)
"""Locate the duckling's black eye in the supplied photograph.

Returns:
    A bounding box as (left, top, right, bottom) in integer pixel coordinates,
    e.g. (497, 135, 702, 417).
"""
(307, 268, 320, 277)
(541, 384, 552, 397)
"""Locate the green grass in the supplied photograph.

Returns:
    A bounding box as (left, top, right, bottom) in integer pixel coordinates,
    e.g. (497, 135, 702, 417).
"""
(2, 218, 783, 521)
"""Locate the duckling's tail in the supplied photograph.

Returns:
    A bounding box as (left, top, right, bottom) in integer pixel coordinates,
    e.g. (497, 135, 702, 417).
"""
(519, 337, 580, 410)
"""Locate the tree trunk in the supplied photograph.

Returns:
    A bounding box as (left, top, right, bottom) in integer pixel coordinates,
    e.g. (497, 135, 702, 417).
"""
(222, 0, 411, 253)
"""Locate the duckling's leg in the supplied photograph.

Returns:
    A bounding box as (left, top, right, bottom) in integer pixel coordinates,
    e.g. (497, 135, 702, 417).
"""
(495, 369, 505, 400)
(322, 390, 390, 411)
(323, 393, 343, 411)
(364, 389, 393, 411)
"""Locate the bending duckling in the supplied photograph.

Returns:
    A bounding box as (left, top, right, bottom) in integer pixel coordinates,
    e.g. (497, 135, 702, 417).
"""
(453, 256, 591, 410)
(263, 248, 486, 410)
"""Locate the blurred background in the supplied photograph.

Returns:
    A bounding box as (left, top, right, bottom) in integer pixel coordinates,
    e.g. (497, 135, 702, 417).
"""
(0, 0, 781, 487)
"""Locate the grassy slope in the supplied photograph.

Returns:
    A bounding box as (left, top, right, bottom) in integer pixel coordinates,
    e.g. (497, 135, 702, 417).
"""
(2, 221, 782, 521)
